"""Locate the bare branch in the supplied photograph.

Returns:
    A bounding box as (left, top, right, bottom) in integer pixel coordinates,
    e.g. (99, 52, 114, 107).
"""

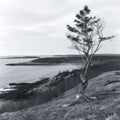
(66, 5, 115, 93)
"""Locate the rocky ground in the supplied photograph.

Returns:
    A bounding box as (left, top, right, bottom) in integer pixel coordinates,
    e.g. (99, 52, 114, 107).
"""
(1, 71, 120, 120)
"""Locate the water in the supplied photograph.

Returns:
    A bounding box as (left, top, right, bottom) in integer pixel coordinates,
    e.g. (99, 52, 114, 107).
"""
(0, 58, 80, 112)
(0, 58, 78, 89)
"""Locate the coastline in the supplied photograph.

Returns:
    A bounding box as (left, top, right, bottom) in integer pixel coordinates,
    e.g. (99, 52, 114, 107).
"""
(5, 54, 120, 66)
(1, 70, 120, 119)
(1, 57, 120, 113)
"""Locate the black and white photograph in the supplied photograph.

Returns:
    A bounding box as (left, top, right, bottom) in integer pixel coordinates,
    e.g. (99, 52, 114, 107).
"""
(0, 0, 120, 120)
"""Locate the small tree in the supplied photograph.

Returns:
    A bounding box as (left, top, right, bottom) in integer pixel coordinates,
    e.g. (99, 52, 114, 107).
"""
(67, 5, 114, 100)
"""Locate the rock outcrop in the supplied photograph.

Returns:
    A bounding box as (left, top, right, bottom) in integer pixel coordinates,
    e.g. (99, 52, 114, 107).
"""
(1, 71, 120, 120)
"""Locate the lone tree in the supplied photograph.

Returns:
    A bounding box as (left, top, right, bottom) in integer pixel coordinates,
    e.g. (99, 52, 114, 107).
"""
(67, 5, 114, 101)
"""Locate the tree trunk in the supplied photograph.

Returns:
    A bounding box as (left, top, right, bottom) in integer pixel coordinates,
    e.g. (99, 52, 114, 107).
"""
(76, 62, 90, 101)
(76, 61, 96, 102)
(79, 75, 88, 95)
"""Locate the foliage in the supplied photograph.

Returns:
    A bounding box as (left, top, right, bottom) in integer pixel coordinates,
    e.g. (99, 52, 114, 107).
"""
(67, 5, 115, 95)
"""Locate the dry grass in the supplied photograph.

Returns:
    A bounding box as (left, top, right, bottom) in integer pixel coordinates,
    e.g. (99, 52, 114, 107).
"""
(0, 57, 120, 115)
(1, 71, 120, 119)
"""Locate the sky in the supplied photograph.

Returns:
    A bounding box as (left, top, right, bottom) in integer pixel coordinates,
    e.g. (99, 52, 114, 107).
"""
(0, 0, 120, 56)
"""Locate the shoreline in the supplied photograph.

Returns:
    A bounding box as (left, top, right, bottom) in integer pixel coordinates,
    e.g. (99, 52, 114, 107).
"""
(5, 54, 120, 66)
(0, 58, 120, 110)
(1, 55, 120, 113)
(1, 57, 120, 101)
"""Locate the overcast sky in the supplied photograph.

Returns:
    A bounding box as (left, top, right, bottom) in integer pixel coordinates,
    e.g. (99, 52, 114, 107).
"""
(0, 0, 120, 56)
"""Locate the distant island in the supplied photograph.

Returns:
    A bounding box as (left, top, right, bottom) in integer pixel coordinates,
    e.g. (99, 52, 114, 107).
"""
(1, 56, 40, 59)
(6, 54, 120, 66)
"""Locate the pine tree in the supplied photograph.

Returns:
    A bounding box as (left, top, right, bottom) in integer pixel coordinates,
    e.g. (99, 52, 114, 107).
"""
(67, 5, 115, 101)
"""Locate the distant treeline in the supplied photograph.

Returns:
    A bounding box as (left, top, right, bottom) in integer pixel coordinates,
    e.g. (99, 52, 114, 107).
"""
(6, 54, 120, 66)
(31, 54, 120, 64)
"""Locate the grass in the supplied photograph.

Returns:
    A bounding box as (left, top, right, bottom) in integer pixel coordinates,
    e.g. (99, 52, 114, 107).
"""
(1, 70, 120, 119)
(0, 56, 120, 114)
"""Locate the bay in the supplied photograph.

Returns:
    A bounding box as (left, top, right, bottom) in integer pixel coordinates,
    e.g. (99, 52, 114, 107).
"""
(0, 58, 78, 89)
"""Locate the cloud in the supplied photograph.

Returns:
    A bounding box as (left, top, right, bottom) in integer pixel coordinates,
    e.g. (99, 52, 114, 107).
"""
(0, 0, 120, 55)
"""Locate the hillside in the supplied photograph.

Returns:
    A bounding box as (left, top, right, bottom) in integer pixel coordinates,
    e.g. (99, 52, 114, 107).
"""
(1, 71, 120, 120)
(1, 58, 120, 114)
